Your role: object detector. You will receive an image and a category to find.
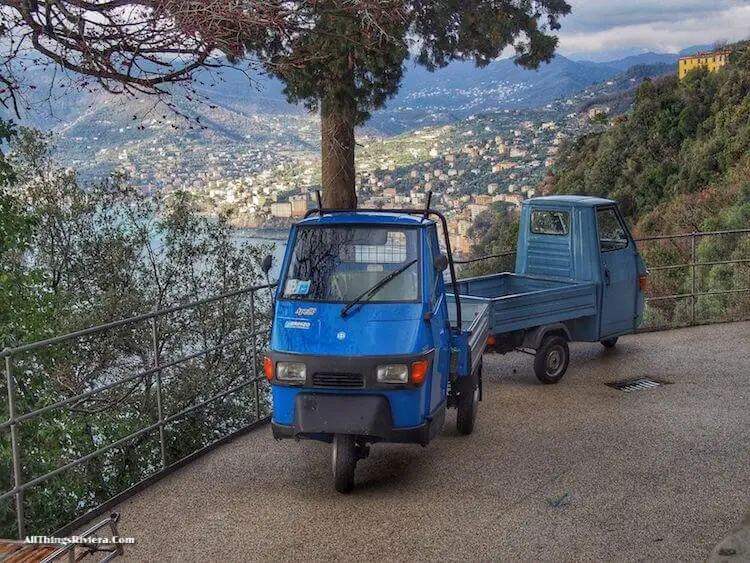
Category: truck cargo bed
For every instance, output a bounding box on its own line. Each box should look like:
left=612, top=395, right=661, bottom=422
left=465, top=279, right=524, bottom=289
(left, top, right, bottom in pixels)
left=446, top=299, right=490, bottom=378
left=449, top=273, right=597, bottom=336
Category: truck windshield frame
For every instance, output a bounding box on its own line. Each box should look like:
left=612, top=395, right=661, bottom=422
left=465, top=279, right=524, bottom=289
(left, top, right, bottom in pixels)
left=280, top=224, right=422, bottom=304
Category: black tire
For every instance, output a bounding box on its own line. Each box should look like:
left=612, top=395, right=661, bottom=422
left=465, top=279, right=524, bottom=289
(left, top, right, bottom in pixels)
left=456, top=363, right=480, bottom=435
left=601, top=337, right=618, bottom=349
left=332, top=434, right=356, bottom=494
left=534, top=335, right=570, bottom=385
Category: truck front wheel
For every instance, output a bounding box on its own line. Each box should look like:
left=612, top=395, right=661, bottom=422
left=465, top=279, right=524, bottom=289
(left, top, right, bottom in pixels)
left=534, top=335, right=570, bottom=385
left=456, top=363, right=481, bottom=435
left=332, top=434, right=357, bottom=494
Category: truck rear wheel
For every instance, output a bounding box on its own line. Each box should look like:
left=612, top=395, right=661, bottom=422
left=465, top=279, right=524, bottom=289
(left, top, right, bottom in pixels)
left=534, top=335, right=570, bottom=385
left=601, top=337, right=618, bottom=349
left=332, top=434, right=356, bottom=494
left=456, top=363, right=480, bottom=435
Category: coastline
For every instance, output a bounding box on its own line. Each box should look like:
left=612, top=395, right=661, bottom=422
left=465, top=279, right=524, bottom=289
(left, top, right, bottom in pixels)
left=231, top=227, right=289, bottom=241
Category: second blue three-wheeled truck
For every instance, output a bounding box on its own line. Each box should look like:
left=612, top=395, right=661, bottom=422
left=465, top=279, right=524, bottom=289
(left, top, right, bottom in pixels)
left=263, top=195, right=647, bottom=492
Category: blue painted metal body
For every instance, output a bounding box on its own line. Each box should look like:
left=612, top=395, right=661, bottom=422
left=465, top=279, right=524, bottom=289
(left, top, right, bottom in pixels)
left=454, top=196, right=646, bottom=342
left=269, top=212, right=467, bottom=440
left=268, top=197, right=644, bottom=445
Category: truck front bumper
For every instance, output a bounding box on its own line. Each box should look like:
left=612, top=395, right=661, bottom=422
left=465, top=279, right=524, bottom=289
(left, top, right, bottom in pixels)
left=271, top=393, right=444, bottom=446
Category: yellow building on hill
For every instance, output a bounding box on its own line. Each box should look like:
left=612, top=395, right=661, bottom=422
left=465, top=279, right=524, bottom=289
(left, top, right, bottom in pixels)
left=679, top=50, right=731, bottom=80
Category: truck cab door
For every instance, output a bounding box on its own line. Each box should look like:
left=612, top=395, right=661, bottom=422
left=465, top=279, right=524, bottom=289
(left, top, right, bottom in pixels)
left=597, top=206, right=639, bottom=338
left=424, top=226, right=450, bottom=415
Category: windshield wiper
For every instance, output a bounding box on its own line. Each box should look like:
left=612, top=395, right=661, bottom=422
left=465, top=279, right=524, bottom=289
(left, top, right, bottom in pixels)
left=340, top=259, right=418, bottom=318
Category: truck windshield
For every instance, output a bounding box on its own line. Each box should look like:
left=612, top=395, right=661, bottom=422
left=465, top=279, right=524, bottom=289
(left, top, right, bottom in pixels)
left=281, top=225, right=420, bottom=303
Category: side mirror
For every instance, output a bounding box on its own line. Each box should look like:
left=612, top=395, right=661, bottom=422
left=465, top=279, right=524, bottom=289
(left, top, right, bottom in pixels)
left=261, top=254, right=273, bottom=276
left=434, top=253, right=449, bottom=273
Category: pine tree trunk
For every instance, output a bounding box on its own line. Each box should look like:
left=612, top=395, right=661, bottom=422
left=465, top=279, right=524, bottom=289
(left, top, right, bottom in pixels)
left=320, top=96, right=357, bottom=209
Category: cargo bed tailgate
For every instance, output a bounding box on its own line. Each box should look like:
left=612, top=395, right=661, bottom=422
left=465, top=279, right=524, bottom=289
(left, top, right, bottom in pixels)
left=447, top=296, right=490, bottom=378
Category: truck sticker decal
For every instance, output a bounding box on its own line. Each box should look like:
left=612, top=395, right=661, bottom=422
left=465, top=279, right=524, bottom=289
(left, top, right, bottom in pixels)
left=284, top=279, right=311, bottom=295
left=284, top=279, right=298, bottom=295
left=296, top=280, right=311, bottom=295
left=295, top=307, right=317, bottom=316
left=284, top=320, right=311, bottom=330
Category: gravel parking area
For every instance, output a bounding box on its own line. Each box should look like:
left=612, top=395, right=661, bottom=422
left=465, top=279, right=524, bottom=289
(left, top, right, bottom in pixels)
left=111, top=322, right=750, bottom=561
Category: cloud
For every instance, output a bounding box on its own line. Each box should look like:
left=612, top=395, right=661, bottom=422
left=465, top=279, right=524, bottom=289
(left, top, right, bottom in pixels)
left=556, top=1, right=750, bottom=55
left=561, top=0, right=747, bottom=33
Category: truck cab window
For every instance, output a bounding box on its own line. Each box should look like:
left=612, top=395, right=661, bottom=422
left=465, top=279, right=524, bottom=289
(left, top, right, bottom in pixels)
left=530, top=210, right=569, bottom=236
left=597, top=208, right=629, bottom=252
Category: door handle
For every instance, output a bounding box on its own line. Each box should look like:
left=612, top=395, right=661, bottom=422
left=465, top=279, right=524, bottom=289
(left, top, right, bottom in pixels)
left=603, top=266, right=611, bottom=286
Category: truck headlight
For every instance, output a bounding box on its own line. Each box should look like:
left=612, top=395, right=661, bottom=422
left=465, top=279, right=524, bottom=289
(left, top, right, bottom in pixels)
left=376, top=364, right=409, bottom=384
left=276, top=362, right=307, bottom=383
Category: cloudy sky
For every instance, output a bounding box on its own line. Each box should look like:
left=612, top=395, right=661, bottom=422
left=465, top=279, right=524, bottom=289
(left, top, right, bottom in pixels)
left=557, top=0, right=750, bottom=59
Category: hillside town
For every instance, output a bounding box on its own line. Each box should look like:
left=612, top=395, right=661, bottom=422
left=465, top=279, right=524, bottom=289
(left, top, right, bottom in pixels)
left=61, top=52, right=727, bottom=257
left=52, top=57, right=679, bottom=258
left=176, top=80, right=627, bottom=254
left=44, top=55, right=681, bottom=259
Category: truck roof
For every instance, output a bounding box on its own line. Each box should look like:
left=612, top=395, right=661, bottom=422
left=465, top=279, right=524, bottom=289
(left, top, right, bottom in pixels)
left=297, top=212, right=432, bottom=227
left=524, top=195, right=616, bottom=207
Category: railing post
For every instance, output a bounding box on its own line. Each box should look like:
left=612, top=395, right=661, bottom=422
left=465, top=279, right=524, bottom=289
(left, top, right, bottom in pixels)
left=250, top=292, right=260, bottom=421
left=691, top=231, right=698, bottom=326
left=150, top=318, right=167, bottom=469
left=5, top=354, right=25, bottom=539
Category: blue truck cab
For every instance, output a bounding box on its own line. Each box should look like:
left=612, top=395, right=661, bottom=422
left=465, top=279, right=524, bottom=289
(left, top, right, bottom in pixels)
left=265, top=196, right=646, bottom=492
left=454, top=195, right=647, bottom=382
left=265, top=208, right=486, bottom=493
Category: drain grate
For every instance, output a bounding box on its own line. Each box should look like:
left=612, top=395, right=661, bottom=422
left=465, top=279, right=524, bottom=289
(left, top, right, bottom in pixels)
left=607, top=377, right=670, bottom=392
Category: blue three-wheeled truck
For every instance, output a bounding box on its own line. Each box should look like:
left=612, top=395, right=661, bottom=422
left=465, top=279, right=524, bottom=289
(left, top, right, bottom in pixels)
left=263, top=195, right=647, bottom=492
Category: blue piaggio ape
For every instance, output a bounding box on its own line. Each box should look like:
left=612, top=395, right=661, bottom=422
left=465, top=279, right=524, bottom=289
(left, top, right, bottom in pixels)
left=264, top=204, right=487, bottom=492
left=263, top=196, right=646, bottom=493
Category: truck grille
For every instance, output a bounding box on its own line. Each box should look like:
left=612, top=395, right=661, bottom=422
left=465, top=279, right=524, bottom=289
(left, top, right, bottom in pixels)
left=312, top=372, right=364, bottom=389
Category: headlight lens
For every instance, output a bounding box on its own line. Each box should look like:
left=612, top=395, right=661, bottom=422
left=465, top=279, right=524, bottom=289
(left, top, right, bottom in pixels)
left=376, top=364, right=409, bottom=384
left=276, top=362, right=307, bottom=383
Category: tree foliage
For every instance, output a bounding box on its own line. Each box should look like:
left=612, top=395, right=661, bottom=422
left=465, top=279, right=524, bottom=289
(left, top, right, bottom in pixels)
left=545, top=42, right=750, bottom=327
left=260, top=0, right=571, bottom=207
left=0, top=119, right=50, bottom=347
left=549, top=44, right=750, bottom=226
left=1, top=0, right=571, bottom=207
left=1, top=128, right=272, bottom=536
left=459, top=203, right=519, bottom=278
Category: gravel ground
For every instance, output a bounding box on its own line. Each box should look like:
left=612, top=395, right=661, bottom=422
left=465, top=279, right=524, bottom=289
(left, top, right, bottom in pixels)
left=111, top=322, right=750, bottom=562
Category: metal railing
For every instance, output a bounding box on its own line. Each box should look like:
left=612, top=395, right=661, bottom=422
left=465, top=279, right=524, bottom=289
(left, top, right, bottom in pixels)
left=1, top=229, right=747, bottom=540
left=637, top=228, right=750, bottom=329
left=1, top=283, right=276, bottom=539
left=454, top=251, right=517, bottom=277
left=453, top=229, right=750, bottom=329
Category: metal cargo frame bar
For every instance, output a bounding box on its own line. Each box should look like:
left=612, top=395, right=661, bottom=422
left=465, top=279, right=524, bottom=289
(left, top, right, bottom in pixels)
left=304, top=206, right=463, bottom=330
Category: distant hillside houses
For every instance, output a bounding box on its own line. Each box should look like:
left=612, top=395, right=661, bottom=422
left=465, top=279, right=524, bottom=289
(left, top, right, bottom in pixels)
left=588, top=106, right=610, bottom=120
left=270, top=195, right=310, bottom=218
